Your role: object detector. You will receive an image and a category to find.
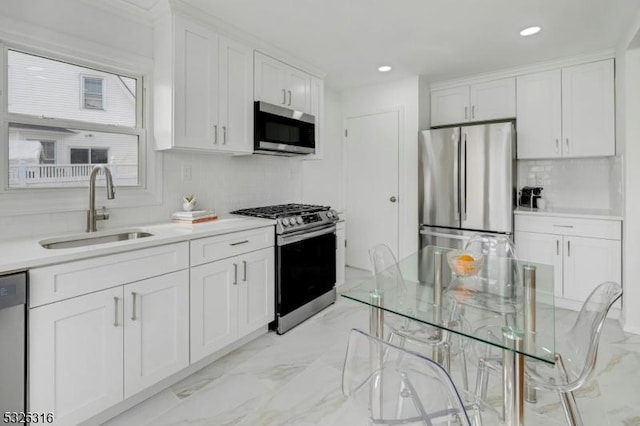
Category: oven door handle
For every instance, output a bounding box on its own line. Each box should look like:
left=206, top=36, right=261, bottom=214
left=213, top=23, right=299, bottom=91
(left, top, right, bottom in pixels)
left=278, top=225, right=336, bottom=246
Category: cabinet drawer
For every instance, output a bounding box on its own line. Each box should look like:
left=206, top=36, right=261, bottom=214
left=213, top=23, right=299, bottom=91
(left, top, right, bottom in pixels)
left=29, top=242, right=189, bottom=307
left=514, top=215, right=621, bottom=240
left=190, top=227, right=274, bottom=266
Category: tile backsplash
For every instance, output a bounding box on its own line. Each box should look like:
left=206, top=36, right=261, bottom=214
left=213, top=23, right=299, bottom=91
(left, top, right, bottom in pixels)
left=517, top=156, right=623, bottom=212
left=1, top=152, right=303, bottom=240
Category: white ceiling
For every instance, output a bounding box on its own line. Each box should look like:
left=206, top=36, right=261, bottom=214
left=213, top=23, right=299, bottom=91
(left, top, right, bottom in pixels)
left=120, top=0, right=640, bottom=91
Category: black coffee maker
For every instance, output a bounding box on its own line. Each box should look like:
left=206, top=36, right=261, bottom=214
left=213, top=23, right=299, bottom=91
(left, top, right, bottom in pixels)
left=519, top=187, right=543, bottom=208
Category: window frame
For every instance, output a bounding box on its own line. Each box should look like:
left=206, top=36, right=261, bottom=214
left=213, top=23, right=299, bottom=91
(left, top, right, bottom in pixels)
left=0, top=40, right=161, bottom=216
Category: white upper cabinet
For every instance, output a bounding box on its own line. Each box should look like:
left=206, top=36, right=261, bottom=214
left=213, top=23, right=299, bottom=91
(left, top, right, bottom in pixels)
left=469, top=78, right=516, bottom=122
left=561, top=60, right=615, bottom=157
left=430, top=86, right=469, bottom=126
left=430, top=77, right=515, bottom=126
left=254, top=51, right=312, bottom=114
left=154, top=13, right=253, bottom=153
left=517, top=59, right=614, bottom=159
left=516, top=69, right=563, bottom=159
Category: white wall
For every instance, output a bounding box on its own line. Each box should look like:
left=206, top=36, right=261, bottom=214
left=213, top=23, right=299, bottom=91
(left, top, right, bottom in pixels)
left=302, top=88, right=344, bottom=210
left=340, top=76, right=420, bottom=260
left=617, top=9, right=640, bottom=333
left=620, top=49, right=640, bottom=334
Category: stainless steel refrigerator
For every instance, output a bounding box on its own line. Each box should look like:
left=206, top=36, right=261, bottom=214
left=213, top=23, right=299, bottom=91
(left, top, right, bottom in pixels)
left=419, top=122, right=516, bottom=249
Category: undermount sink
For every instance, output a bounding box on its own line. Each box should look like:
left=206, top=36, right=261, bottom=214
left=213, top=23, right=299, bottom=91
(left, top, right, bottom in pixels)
left=40, top=230, right=154, bottom=250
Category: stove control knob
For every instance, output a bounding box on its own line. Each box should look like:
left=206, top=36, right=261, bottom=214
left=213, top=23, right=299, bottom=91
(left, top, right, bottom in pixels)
left=296, top=216, right=303, bottom=225
left=326, top=211, right=333, bottom=218
left=282, top=218, right=289, bottom=226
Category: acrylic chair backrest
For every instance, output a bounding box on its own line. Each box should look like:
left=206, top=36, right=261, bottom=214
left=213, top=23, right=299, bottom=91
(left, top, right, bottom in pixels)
left=342, top=328, right=472, bottom=426
left=369, top=244, right=405, bottom=294
left=559, top=281, right=622, bottom=390
left=464, top=234, right=521, bottom=300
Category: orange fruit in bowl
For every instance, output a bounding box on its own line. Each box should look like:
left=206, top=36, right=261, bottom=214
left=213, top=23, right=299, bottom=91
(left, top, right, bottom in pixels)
left=456, top=254, right=476, bottom=275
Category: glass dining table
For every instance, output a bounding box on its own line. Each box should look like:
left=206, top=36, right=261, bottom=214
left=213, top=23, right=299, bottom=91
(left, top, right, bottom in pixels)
left=341, top=246, right=557, bottom=426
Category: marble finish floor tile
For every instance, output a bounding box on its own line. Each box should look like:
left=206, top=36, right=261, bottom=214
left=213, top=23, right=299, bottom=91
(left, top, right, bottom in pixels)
left=106, top=268, right=640, bottom=426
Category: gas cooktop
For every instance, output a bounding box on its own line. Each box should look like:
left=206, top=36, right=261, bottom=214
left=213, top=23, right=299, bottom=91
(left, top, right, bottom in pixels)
left=231, top=203, right=338, bottom=234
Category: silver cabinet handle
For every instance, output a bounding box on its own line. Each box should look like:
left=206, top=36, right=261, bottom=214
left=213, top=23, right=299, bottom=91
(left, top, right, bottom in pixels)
left=565, top=138, right=569, bottom=153
left=556, top=240, right=559, bottom=256
left=282, top=89, right=286, bottom=104
left=114, top=297, right=119, bottom=327
left=213, top=125, right=218, bottom=144
left=242, top=260, right=247, bottom=282
left=471, top=105, right=475, bottom=119
left=233, top=263, right=238, bottom=285
left=389, top=196, right=397, bottom=203
left=555, top=139, right=559, bottom=154
left=230, top=240, right=249, bottom=246
left=223, top=126, right=227, bottom=145
left=287, top=90, right=292, bottom=106
left=567, top=240, right=571, bottom=257
left=464, top=106, right=468, bottom=120
left=131, top=292, right=137, bottom=321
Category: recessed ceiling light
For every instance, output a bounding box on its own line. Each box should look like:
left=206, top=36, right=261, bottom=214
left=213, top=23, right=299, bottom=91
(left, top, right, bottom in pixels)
left=520, top=26, right=541, bottom=37
left=378, top=65, right=392, bottom=73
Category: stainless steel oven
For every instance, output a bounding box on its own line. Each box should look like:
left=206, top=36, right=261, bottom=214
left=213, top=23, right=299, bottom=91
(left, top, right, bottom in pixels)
left=231, top=204, right=338, bottom=334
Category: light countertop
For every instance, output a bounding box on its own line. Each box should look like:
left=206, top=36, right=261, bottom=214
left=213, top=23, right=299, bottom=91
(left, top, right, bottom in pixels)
left=0, top=216, right=275, bottom=274
left=514, top=206, right=623, bottom=221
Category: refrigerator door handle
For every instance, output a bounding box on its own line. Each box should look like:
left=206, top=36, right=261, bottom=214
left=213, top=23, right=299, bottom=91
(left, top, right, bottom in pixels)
left=461, top=133, right=467, bottom=222
left=454, top=135, right=460, bottom=222
left=419, top=229, right=471, bottom=240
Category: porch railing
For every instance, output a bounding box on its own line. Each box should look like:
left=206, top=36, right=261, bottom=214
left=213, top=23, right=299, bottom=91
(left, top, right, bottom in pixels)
left=9, top=163, right=138, bottom=187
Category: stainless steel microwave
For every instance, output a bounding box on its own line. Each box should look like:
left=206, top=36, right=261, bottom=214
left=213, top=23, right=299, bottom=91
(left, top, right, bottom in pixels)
left=254, top=101, right=315, bottom=156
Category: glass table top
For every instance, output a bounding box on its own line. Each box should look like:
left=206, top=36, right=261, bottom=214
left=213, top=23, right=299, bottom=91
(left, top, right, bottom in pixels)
left=341, top=246, right=557, bottom=364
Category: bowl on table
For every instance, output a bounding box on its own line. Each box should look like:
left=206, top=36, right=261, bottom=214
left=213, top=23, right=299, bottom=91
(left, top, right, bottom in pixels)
left=446, top=250, right=484, bottom=277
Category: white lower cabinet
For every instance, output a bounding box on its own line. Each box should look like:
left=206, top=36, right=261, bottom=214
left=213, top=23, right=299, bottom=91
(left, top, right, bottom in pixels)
left=336, top=220, right=346, bottom=287
left=190, top=247, right=274, bottom=363
left=515, top=214, right=622, bottom=308
left=29, top=270, right=189, bottom=424
left=123, top=270, right=190, bottom=398
left=29, top=287, right=124, bottom=426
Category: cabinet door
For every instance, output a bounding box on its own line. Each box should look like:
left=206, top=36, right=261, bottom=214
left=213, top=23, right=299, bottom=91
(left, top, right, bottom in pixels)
left=430, top=86, right=470, bottom=126
left=173, top=16, right=219, bottom=150
left=218, top=36, right=253, bottom=153
left=469, top=77, right=516, bottom=122
left=124, top=270, right=190, bottom=397
left=286, top=66, right=312, bottom=113
left=516, top=70, right=562, bottom=159
left=563, top=236, right=621, bottom=304
left=190, top=258, right=239, bottom=363
left=255, top=52, right=287, bottom=107
left=561, top=59, right=615, bottom=157
left=515, top=231, right=563, bottom=298
left=29, top=287, right=123, bottom=425
left=238, top=247, right=275, bottom=337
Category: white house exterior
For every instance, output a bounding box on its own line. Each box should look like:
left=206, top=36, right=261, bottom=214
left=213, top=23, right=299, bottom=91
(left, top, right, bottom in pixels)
left=8, top=50, right=138, bottom=187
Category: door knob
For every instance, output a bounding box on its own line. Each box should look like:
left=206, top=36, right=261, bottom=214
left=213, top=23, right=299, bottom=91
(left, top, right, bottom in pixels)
left=390, top=196, right=397, bottom=203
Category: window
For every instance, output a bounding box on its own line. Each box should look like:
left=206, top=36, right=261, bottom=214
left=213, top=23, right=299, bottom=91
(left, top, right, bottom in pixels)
left=70, top=148, right=108, bottom=164
left=81, top=76, right=105, bottom=110
left=5, top=49, right=142, bottom=189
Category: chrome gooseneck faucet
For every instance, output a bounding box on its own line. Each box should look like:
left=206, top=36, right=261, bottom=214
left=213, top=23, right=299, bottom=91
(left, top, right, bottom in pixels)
left=87, top=165, right=116, bottom=232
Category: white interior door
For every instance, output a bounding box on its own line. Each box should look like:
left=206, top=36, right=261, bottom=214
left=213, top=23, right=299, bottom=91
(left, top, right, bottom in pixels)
left=346, top=110, right=399, bottom=270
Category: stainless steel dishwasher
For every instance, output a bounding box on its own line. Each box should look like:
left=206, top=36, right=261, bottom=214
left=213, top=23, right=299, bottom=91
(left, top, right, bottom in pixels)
left=0, top=271, right=27, bottom=415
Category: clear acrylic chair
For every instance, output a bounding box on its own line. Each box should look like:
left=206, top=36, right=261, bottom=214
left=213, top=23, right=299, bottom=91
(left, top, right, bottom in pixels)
left=369, top=244, right=469, bottom=390
left=342, top=328, right=482, bottom=426
left=449, top=234, right=523, bottom=407
left=525, top=281, right=622, bottom=426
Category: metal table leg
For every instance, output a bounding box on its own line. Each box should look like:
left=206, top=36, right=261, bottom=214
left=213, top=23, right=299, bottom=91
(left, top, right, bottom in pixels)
left=503, top=328, right=524, bottom=426
left=369, top=289, right=384, bottom=420
left=523, top=265, right=537, bottom=404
